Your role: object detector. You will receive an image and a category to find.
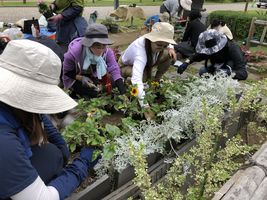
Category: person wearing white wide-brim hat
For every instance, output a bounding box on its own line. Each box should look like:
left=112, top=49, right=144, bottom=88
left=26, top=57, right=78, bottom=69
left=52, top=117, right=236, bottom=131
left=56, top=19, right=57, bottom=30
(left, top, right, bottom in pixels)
left=119, top=22, right=176, bottom=119
left=209, top=19, right=233, bottom=41
left=0, top=39, right=100, bottom=200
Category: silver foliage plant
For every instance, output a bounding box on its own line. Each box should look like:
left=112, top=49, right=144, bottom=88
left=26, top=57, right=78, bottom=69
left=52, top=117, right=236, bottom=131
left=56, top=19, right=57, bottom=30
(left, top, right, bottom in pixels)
left=95, top=73, right=242, bottom=175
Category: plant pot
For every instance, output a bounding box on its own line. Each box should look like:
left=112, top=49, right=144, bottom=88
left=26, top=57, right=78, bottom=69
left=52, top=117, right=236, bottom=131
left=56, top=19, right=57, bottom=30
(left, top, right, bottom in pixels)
left=110, top=24, right=119, bottom=34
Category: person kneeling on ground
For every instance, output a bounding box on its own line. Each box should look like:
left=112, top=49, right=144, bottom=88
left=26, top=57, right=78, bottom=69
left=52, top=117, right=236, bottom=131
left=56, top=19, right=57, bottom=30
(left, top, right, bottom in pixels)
left=176, top=29, right=248, bottom=80
left=174, top=9, right=206, bottom=58
left=0, top=39, right=99, bottom=200
left=119, top=22, right=177, bottom=119
left=63, top=23, right=126, bottom=100
left=144, top=12, right=170, bottom=31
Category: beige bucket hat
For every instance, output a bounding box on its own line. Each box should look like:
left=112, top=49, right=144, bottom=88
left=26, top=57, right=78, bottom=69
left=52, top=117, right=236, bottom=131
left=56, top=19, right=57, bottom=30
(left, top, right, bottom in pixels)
left=159, top=12, right=170, bottom=22
left=0, top=39, right=77, bottom=114
left=143, top=22, right=176, bottom=44
left=180, top=0, right=192, bottom=11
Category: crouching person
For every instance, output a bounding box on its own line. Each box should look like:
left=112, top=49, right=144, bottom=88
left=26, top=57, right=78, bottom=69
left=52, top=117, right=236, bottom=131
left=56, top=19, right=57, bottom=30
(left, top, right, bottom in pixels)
left=0, top=39, right=99, bottom=200
left=177, top=29, right=248, bottom=80
left=119, top=22, right=176, bottom=119
left=63, top=23, right=126, bottom=100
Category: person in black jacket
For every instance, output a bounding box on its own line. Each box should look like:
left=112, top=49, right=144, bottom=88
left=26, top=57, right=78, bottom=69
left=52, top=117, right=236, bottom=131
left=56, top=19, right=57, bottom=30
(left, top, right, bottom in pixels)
left=174, top=10, right=206, bottom=58
left=177, top=29, right=248, bottom=80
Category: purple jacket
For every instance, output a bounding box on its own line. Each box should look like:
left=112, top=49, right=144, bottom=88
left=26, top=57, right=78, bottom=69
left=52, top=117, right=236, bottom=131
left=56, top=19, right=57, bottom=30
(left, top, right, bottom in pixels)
left=63, top=37, right=122, bottom=89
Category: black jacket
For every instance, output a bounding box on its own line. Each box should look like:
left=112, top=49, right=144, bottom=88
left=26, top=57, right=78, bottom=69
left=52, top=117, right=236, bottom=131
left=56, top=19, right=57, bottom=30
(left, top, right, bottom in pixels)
left=182, top=18, right=206, bottom=48
left=189, top=41, right=248, bottom=80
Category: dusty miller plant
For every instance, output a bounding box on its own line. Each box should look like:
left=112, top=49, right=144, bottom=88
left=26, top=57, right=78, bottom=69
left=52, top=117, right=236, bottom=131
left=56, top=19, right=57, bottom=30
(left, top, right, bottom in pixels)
left=95, top=74, right=242, bottom=174
left=128, top=78, right=267, bottom=199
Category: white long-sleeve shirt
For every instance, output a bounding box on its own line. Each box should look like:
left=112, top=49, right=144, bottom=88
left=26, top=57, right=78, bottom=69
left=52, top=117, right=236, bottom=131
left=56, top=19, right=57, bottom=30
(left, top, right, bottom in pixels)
left=121, top=37, right=159, bottom=107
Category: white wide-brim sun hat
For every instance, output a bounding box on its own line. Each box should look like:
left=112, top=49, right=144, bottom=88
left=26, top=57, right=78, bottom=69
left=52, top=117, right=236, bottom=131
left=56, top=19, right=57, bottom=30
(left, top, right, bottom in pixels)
left=180, top=0, right=192, bottom=11
left=0, top=39, right=77, bottom=114
left=143, top=22, right=176, bottom=45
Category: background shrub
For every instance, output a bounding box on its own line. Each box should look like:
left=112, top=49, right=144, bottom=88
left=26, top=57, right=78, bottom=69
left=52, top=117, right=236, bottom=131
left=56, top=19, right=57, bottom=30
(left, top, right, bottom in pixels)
left=208, top=10, right=267, bottom=41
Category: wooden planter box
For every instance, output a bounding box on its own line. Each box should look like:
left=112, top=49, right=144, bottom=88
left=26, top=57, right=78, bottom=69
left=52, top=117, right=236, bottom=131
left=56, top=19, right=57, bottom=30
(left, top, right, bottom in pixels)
left=66, top=110, right=245, bottom=200
left=66, top=175, right=111, bottom=200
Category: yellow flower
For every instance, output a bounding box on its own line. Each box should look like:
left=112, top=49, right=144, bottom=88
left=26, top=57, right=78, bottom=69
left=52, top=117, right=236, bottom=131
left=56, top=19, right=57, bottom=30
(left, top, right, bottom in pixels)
left=151, top=81, right=160, bottom=87
left=87, top=109, right=97, bottom=118
left=130, top=86, right=138, bottom=97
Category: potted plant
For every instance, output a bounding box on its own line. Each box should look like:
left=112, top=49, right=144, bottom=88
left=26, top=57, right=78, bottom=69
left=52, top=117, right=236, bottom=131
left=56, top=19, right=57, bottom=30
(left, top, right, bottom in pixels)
left=101, top=17, right=119, bottom=33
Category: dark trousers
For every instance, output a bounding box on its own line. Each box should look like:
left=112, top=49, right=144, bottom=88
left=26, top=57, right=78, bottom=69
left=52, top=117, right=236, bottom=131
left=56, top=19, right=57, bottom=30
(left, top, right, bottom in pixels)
left=30, top=143, right=64, bottom=184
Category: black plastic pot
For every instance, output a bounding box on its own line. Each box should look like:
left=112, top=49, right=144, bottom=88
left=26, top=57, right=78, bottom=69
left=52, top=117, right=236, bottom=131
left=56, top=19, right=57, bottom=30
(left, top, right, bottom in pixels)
left=109, top=24, right=119, bottom=34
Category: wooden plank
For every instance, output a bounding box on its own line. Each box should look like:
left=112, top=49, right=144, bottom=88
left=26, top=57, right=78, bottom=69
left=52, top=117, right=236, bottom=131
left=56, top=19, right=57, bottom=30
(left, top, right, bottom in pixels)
left=212, top=170, right=245, bottom=200
left=255, top=20, right=267, bottom=26
left=66, top=175, right=111, bottom=200
left=260, top=26, right=267, bottom=44
left=246, top=17, right=257, bottom=48
left=250, top=40, right=267, bottom=47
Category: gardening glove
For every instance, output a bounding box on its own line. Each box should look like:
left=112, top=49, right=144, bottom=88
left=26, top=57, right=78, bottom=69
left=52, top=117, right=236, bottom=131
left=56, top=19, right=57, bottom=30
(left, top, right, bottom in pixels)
left=177, top=62, right=189, bottom=74
left=81, top=76, right=95, bottom=88
left=80, top=147, right=101, bottom=169
left=115, top=78, right=126, bottom=94
left=144, top=106, right=155, bottom=121
left=48, top=14, right=63, bottom=23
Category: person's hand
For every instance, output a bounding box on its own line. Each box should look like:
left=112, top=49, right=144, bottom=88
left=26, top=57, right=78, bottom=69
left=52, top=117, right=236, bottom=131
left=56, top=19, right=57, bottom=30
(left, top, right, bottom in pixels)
left=81, top=76, right=94, bottom=87
left=177, top=62, right=189, bottom=74
left=80, top=147, right=101, bottom=168
left=167, top=47, right=177, bottom=61
left=48, top=14, right=63, bottom=23
left=144, top=106, right=155, bottom=121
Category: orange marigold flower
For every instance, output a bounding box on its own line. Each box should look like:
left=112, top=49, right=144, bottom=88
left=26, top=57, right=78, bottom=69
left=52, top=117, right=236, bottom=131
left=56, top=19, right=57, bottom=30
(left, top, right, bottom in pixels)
left=130, top=87, right=138, bottom=96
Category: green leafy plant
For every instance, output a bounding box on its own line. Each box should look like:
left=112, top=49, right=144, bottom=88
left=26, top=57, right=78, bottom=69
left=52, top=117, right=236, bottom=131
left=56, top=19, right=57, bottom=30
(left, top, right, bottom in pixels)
left=37, top=1, right=53, bottom=19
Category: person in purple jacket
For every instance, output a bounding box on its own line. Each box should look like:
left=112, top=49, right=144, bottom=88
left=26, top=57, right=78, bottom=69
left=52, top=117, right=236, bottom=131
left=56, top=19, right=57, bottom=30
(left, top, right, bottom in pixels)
left=63, top=23, right=126, bottom=99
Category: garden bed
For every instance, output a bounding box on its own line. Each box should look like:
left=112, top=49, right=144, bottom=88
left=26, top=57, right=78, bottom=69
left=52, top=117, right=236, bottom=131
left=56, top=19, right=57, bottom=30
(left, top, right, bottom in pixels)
left=61, top=70, right=267, bottom=199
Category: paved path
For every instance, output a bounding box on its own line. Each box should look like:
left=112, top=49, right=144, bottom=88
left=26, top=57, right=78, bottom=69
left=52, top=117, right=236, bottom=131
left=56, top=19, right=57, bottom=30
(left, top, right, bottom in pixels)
left=0, top=3, right=258, bottom=23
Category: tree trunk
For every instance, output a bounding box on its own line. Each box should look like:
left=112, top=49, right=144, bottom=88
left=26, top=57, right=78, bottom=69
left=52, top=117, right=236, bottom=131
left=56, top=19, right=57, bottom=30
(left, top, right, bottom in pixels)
left=23, top=0, right=26, bottom=4
left=244, top=0, right=249, bottom=12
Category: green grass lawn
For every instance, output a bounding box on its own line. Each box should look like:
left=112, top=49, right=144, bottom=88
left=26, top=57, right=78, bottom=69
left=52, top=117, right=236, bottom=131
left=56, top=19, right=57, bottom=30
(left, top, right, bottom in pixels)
left=0, top=0, right=250, bottom=7
left=0, top=0, right=163, bottom=7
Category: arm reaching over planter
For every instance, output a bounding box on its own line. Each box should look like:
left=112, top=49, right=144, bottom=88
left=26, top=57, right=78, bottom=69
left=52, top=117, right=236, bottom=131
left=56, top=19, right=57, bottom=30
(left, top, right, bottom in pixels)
left=119, top=22, right=176, bottom=108
left=176, top=30, right=248, bottom=80
left=63, top=24, right=125, bottom=99
left=0, top=40, right=99, bottom=200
